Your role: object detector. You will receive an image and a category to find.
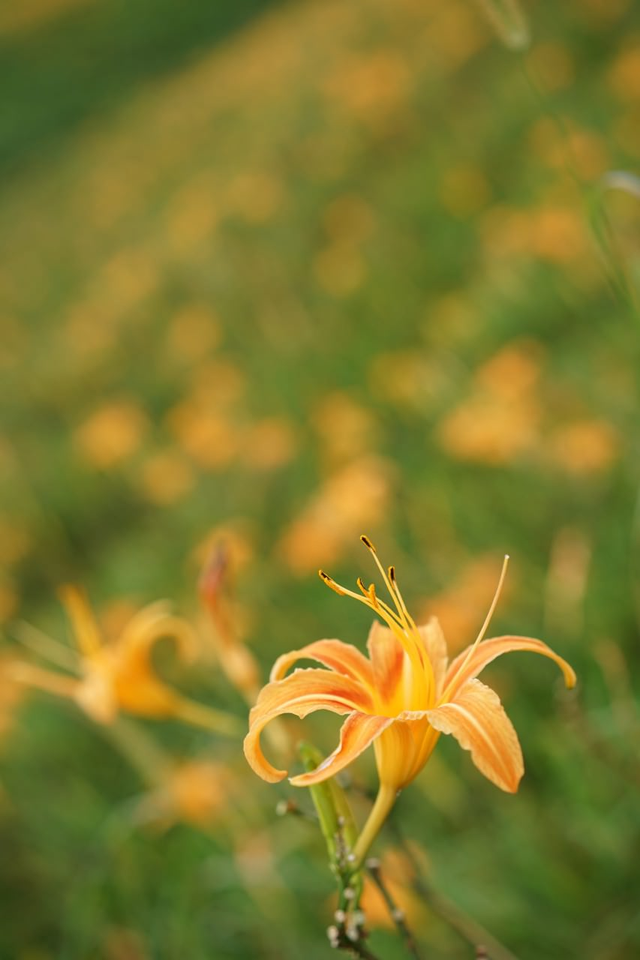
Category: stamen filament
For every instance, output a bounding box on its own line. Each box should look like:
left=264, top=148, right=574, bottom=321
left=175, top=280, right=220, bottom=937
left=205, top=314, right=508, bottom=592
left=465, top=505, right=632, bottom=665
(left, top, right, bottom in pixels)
left=13, top=622, right=80, bottom=673
left=360, top=537, right=435, bottom=705
left=320, top=538, right=437, bottom=709
left=439, top=554, right=510, bottom=705
left=8, top=661, right=78, bottom=698
left=319, top=571, right=416, bottom=657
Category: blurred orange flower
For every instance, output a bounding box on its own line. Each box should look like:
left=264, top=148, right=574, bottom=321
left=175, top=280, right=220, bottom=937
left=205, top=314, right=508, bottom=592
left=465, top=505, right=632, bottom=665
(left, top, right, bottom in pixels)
left=0, top=654, right=27, bottom=746
left=138, top=449, right=196, bottom=505
left=311, top=392, right=378, bottom=466
left=136, top=759, right=232, bottom=830
left=245, top=538, right=575, bottom=867
left=278, top=456, right=392, bottom=573
left=322, top=51, right=411, bottom=122
left=547, top=419, right=619, bottom=475
left=437, top=340, right=543, bottom=465
left=74, top=400, right=148, bottom=469
left=360, top=849, right=424, bottom=931
left=9, top=588, right=239, bottom=735
left=241, top=417, right=297, bottom=471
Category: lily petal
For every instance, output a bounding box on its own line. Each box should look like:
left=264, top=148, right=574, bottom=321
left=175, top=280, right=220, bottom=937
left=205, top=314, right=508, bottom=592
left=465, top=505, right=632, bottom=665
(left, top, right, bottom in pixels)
left=270, top=638, right=374, bottom=688
left=111, top=605, right=199, bottom=716
left=59, top=585, right=103, bottom=659
left=417, top=617, right=448, bottom=696
left=117, top=602, right=198, bottom=664
left=244, top=668, right=374, bottom=783
left=374, top=712, right=436, bottom=789
left=427, top=678, right=524, bottom=792
left=290, top=712, right=394, bottom=786
left=367, top=622, right=405, bottom=705
left=445, top=635, right=577, bottom=698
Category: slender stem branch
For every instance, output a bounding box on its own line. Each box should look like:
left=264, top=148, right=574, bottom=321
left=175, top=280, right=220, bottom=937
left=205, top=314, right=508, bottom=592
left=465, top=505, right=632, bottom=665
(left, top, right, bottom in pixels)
left=8, top=660, right=78, bottom=698
left=348, top=943, right=381, bottom=960
left=388, top=819, right=519, bottom=960
left=275, top=798, right=318, bottom=824
left=366, top=858, right=423, bottom=960
left=329, top=927, right=383, bottom=960
left=172, top=695, right=242, bottom=736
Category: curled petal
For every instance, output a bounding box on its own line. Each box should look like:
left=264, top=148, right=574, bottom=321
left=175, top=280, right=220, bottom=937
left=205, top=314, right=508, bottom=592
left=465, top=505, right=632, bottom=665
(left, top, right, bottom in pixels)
left=445, top=635, right=577, bottom=698
left=290, top=712, right=393, bottom=786
left=111, top=605, right=199, bottom=716
left=244, top=668, right=374, bottom=783
left=366, top=621, right=404, bottom=705
left=417, top=618, right=448, bottom=696
left=270, top=638, right=374, bottom=688
left=118, top=602, right=198, bottom=664
left=255, top=668, right=373, bottom=717
left=427, top=678, right=523, bottom=792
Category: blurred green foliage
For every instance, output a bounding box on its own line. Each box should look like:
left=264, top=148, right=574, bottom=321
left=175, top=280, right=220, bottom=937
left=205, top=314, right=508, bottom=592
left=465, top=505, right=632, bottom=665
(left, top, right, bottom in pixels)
left=0, top=0, right=639, bottom=958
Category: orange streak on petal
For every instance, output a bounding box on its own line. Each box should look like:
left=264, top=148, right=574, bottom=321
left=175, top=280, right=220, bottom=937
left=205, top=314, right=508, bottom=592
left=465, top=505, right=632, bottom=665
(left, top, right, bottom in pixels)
left=417, top=618, right=448, bottom=697
left=290, top=712, right=393, bottom=786
left=270, top=638, right=374, bottom=688
left=445, top=634, right=576, bottom=697
left=427, top=678, right=524, bottom=792
left=374, top=714, right=433, bottom=789
left=367, top=621, right=404, bottom=706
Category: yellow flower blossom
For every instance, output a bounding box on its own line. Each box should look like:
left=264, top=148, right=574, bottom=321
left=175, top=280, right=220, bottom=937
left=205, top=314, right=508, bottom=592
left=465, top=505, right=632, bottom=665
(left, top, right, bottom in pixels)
left=244, top=537, right=575, bottom=866
left=9, top=587, right=239, bottom=735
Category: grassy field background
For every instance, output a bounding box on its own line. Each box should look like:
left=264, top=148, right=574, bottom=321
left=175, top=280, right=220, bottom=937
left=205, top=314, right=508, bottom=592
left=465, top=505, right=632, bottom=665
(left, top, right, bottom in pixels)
left=1, top=0, right=639, bottom=957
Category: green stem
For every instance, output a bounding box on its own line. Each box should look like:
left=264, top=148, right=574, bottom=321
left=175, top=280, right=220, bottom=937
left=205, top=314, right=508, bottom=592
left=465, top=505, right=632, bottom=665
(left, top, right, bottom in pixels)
left=352, top=783, right=397, bottom=870
left=172, top=695, right=242, bottom=736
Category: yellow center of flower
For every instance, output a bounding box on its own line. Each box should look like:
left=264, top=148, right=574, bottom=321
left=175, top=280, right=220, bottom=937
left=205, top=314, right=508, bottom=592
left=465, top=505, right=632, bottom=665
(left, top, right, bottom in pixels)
left=319, top=535, right=436, bottom=711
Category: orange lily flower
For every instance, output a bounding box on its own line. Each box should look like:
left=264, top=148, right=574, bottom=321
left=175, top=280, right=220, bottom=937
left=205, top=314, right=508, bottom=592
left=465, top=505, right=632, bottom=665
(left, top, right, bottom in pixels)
left=199, top=545, right=261, bottom=703
left=9, top=587, right=239, bottom=735
left=134, top=759, right=234, bottom=830
left=244, top=537, right=576, bottom=866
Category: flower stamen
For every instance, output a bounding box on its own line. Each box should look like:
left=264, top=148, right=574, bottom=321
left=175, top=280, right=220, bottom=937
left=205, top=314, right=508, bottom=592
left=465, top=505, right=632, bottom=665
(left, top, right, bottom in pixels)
left=439, top=554, right=510, bottom=705
left=320, top=537, right=437, bottom=708
left=360, top=537, right=435, bottom=705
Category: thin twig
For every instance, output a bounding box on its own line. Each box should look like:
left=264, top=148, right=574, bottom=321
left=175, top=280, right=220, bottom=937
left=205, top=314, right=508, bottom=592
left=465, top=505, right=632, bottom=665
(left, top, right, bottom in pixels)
left=388, top=819, right=519, bottom=960
left=275, top=798, right=318, bottom=823
left=366, top=858, right=423, bottom=960
left=328, top=924, right=383, bottom=960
